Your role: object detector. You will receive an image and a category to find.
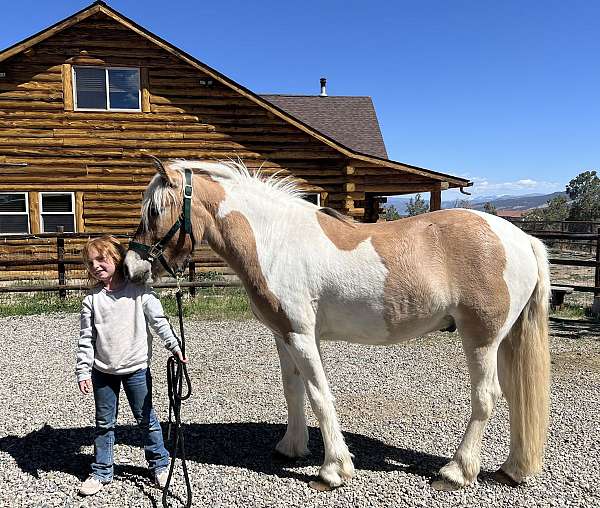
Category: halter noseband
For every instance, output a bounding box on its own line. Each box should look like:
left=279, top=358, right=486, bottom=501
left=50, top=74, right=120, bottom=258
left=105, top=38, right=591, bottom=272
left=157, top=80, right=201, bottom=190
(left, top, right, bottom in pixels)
left=129, top=168, right=194, bottom=278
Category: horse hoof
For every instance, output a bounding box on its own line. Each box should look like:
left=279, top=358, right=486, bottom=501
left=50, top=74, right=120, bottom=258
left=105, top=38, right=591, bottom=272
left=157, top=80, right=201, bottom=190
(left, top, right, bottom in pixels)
left=309, top=480, right=335, bottom=492
left=431, top=478, right=462, bottom=491
left=491, top=469, right=520, bottom=487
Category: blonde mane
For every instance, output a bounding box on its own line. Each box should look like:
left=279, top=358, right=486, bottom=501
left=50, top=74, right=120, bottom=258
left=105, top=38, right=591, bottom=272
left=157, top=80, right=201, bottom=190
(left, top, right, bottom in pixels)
left=141, top=159, right=313, bottom=230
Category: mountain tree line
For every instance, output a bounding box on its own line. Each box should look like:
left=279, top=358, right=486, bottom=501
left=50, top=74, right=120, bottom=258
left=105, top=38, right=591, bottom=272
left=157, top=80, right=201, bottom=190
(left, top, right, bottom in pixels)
left=524, top=170, right=600, bottom=222
left=382, top=170, right=600, bottom=222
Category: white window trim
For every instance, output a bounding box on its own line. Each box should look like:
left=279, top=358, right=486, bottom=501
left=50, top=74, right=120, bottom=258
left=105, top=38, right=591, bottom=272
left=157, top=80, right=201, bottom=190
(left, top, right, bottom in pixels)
left=303, top=193, right=321, bottom=206
left=73, top=66, right=141, bottom=112
left=0, top=191, right=30, bottom=235
left=39, top=191, right=76, bottom=233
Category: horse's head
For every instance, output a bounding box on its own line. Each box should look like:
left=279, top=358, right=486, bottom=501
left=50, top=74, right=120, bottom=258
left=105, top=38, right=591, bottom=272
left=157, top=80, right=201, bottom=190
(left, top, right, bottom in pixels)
left=125, top=157, right=210, bottom=284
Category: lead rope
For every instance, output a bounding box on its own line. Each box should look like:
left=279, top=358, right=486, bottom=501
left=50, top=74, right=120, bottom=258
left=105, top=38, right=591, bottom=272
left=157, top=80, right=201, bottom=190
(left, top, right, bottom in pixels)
left=162, top=281, right=192, bottom=508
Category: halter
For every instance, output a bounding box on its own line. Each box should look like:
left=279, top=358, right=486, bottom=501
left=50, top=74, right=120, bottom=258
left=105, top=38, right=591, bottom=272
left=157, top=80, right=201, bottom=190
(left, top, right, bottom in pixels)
left=129, top=168, right=194, bottom=278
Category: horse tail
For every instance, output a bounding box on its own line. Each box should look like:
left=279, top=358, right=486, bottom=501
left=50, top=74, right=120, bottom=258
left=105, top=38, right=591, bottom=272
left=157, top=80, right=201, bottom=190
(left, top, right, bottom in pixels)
left=498, top=235, right=550, bottom=480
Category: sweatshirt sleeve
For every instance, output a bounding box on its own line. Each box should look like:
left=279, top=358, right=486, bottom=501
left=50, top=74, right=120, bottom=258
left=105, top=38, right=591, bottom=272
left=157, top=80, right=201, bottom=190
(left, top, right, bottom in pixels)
left=76, top=294, right=95, bottom=382
left=142, top=290, right=182, bottom=354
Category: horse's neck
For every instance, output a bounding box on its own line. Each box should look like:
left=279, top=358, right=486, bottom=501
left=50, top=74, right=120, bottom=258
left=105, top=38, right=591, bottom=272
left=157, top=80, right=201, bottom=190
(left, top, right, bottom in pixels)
left=205, top=190, right=303, bottom=281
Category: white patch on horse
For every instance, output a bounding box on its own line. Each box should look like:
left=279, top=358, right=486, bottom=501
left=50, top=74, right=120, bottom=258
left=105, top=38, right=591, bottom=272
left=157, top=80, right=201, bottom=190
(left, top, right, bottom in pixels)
left=214, top=173, right=390, bottom=343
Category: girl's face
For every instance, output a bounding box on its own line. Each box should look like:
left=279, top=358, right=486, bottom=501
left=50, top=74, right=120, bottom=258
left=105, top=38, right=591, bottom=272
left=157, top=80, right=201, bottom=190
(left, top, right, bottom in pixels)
left=88, top=248, right=117, bottom=284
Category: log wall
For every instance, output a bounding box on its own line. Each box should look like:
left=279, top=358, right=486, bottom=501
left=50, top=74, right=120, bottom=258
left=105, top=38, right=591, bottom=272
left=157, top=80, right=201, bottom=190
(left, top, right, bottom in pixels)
left=0, top=12, right=441, bottom=281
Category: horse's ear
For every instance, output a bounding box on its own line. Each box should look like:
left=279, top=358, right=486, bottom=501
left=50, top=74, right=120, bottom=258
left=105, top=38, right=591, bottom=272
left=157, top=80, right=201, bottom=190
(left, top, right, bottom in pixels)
left=147, top=155, right=175, bottom=186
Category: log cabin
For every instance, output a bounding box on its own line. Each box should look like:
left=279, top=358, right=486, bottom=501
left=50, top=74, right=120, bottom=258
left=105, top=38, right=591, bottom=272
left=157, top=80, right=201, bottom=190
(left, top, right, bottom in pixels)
left=0, top=1, right=471, bottom=282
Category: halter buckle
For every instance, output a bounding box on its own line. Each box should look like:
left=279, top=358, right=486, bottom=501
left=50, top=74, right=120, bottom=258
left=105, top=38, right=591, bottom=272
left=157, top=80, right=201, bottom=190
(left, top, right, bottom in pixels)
left=184, top=184, right=193, bottom=200
left=148, top=244, right=163, bottom=261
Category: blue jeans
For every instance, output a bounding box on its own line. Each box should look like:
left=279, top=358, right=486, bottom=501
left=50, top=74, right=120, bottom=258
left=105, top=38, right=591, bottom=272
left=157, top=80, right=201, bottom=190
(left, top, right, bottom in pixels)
left=91, top=368, right=169, bottom=482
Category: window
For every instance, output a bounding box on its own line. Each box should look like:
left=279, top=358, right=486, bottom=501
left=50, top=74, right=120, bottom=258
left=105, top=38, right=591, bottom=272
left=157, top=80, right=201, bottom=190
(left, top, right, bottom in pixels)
left=0, top=192, right=29, bottom=234
left=40, top=192, right=75, bottom=233
left=73, top=66, right=140, bottom=111
left=303, top=193, right=321, bottom=206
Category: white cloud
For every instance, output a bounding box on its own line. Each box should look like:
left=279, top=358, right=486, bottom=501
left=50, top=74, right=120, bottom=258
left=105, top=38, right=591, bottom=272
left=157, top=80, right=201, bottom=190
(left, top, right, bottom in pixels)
left=443, top=177, right=563, bottom=199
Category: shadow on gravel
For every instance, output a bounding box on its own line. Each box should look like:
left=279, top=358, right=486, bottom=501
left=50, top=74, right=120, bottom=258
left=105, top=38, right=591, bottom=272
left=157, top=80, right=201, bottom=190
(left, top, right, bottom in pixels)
left=550, top=317, right=600, bottom=340
left=0, top=422, right=449, bottom=483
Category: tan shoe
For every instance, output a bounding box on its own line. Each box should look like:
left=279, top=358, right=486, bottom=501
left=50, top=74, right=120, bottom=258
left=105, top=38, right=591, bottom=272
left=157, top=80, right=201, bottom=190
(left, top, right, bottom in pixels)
left=155, top=469, right=169, bottom=489
left=79, top=476, right=104, bottom=496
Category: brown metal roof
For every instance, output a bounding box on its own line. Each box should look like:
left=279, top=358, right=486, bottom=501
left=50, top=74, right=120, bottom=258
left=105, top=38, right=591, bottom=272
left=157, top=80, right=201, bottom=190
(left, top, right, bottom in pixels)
left=261, top=95, right=388, bottom=159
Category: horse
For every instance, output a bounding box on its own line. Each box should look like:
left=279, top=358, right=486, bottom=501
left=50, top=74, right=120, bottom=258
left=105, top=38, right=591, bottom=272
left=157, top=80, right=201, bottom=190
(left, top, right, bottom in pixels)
left=124, top=158, right=551, bottom=490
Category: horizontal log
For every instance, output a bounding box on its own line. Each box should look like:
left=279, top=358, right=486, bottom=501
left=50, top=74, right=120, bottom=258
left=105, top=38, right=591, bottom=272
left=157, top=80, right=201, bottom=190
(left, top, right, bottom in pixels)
left=0, top=90, right=63, bottom=100
left=85, top=193, right=143, bottom=201
left=0, top=184, right=148, bottom=191
left=0, top=100, right=63, bottom=110
left=0, top=119, right=214, bottom=131
left=84, top=210, right=140, bottom=218
left=150, top=95, right=254, bottom=107
left=0, top=81, right=61, bottom=91
left=0, top=147, right=124, bottom=157
left=0, top=110, right=201, bottom=122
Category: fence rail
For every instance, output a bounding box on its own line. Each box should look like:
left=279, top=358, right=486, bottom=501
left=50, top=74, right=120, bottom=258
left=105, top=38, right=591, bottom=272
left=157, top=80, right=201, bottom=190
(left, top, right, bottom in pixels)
left=1, top=223, right=600, bottom=301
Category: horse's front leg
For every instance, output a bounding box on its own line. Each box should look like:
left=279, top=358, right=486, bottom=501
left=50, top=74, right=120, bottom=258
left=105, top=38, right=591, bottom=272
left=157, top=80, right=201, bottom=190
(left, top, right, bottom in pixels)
left=274, top=335, right=309, bottom=459
left=284, top=332, right=354, bottom=487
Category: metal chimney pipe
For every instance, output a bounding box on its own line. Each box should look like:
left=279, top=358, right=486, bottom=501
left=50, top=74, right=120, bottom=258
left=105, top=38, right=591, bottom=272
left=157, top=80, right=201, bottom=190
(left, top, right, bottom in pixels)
left=319, top=77, right=327, bottom=97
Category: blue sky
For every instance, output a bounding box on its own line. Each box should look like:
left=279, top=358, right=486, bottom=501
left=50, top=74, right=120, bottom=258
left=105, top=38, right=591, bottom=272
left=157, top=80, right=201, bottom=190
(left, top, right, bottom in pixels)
left=2, top=0, right=598, bottom=198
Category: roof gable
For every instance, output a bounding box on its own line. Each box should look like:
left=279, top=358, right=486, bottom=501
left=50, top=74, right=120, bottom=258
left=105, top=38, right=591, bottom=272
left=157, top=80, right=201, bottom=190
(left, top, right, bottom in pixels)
left=0, top=1, right=470, bottom=188
left=261, top=95, right=388, bottom=159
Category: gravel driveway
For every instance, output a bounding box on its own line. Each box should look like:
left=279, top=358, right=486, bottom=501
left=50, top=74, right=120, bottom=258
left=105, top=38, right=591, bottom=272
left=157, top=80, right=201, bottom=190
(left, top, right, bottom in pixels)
left=0, top=314, right=598, bottom=507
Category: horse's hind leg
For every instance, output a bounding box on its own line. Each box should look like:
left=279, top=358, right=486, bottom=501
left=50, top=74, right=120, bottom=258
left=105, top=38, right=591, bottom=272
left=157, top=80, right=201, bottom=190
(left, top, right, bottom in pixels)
left=274, top=335, right=309, bottom=458
left=284, top=332, right=354, bottom=487
left=437, top=337, right=502, bottom=488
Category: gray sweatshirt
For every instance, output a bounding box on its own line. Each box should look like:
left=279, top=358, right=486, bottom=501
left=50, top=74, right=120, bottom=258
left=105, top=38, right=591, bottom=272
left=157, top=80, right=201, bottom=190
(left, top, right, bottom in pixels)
left=76, top=281, right=181, bottom=382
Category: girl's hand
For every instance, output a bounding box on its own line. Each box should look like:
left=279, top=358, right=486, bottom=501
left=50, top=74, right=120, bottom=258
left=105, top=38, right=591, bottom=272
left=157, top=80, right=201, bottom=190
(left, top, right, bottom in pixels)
left=79, top=379, right=92, bottom=394
left=175, top=351, right=189, bottom=364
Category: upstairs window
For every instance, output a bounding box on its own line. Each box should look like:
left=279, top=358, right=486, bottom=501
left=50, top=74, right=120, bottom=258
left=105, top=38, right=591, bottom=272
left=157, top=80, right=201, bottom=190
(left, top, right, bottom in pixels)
left=73, top=66, right=140, bottom=111
left=40, top=192, right=75, bottom=233
left=303, top=193, right=321, bottom=206
left=0, top=192, right=29, bottom=234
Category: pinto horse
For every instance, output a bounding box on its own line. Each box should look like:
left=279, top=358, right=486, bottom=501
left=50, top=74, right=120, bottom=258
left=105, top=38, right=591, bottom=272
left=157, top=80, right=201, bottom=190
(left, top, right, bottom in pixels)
left=124, top=158, right=550, bottom=490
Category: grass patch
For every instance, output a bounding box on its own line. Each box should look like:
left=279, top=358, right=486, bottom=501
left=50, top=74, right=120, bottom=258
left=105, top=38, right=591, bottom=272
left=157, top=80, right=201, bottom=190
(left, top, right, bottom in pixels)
left=550, top=303, right=588, bottom=320
left=0, top=287, right=252, bottom=320
left=159, top=287, right=252, bottom=320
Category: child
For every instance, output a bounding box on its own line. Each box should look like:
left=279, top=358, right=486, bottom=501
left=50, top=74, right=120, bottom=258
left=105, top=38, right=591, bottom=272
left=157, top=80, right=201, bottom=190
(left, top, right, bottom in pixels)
left=76, top=235, right=187, bottom=496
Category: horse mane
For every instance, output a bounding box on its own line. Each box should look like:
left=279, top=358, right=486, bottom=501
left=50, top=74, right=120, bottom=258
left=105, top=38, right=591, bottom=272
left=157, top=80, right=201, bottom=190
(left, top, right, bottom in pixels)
left=318, top=207, right=356, bottom=227
left=141, top=158, right=356, bottom=229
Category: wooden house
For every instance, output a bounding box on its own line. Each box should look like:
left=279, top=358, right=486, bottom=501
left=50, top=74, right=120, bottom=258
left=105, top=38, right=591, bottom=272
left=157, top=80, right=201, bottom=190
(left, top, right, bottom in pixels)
left=0, top=1, right=471, bottom=281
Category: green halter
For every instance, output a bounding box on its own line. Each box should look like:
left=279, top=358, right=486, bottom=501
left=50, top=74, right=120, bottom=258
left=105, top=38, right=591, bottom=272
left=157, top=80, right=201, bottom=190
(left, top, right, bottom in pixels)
left=129, top=168, right=194, bottom=278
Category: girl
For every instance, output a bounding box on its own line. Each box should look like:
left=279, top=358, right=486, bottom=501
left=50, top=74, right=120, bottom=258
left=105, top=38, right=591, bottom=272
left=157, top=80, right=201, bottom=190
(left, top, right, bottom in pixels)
left=76, top=235, right=187, bottom=496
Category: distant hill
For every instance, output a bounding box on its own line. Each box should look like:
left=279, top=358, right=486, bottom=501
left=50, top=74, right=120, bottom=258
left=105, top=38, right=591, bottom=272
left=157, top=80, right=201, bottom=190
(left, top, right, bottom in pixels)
left=385, top=192, right=568, bottom=215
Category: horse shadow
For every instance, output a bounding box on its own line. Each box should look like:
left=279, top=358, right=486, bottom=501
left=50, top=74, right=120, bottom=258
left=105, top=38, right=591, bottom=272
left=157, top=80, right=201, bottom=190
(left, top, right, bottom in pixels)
left=0, top=422, right=450, bottom=484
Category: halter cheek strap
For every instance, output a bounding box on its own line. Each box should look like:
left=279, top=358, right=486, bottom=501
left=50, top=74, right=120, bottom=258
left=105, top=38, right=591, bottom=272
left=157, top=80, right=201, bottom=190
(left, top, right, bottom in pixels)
left=129, top=168, right=195, bottom=279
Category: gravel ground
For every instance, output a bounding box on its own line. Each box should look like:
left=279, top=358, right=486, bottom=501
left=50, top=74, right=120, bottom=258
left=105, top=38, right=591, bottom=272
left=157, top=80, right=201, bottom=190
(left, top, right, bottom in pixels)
left=0, top=314, right=599, bottom=508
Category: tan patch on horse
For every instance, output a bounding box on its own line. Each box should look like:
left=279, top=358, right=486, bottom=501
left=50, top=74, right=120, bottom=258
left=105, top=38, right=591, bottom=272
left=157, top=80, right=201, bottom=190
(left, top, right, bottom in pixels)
left=209, top=211, right=293, bottom=338
left=317, top=209, right=510, bottom=341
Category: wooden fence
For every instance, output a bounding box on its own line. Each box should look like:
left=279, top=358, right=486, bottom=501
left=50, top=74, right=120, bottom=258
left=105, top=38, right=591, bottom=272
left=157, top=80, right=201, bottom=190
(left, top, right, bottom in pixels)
left=1, top=221, right=599, bottom=301
left=0, top=229, right=239, bottom=297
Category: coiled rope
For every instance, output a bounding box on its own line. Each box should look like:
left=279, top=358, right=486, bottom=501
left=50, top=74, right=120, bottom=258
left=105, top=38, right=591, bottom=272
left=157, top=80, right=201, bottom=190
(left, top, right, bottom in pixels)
left=162, top=289, right=192, bottom=508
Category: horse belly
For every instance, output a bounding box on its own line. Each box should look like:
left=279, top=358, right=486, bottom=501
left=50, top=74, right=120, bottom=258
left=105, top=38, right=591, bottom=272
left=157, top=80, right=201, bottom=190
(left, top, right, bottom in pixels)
left=318, top=301, right=390, bottom=344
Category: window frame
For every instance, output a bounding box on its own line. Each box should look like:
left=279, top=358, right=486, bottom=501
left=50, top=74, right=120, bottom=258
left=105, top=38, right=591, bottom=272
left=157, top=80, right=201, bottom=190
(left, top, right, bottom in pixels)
left=39, top=191, right=77, bottom=233
left=0, top=191, right=30, bottom=235
left=72, top=66, right=142, bottom=112
left=302, top=193, right=321, bottom=206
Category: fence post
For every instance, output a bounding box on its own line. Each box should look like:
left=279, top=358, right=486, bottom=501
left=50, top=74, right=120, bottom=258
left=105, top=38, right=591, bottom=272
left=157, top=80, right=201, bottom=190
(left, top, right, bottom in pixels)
left=56, top=226, right=66, bottom=300
left=188, top=261, right=196, bottom=298
left=592, top=228, right=600, bottom=316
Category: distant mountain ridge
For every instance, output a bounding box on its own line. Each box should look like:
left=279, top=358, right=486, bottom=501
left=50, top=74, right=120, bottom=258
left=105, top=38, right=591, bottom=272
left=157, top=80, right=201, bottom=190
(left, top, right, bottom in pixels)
left=386, top=191, right=567, bottom=215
